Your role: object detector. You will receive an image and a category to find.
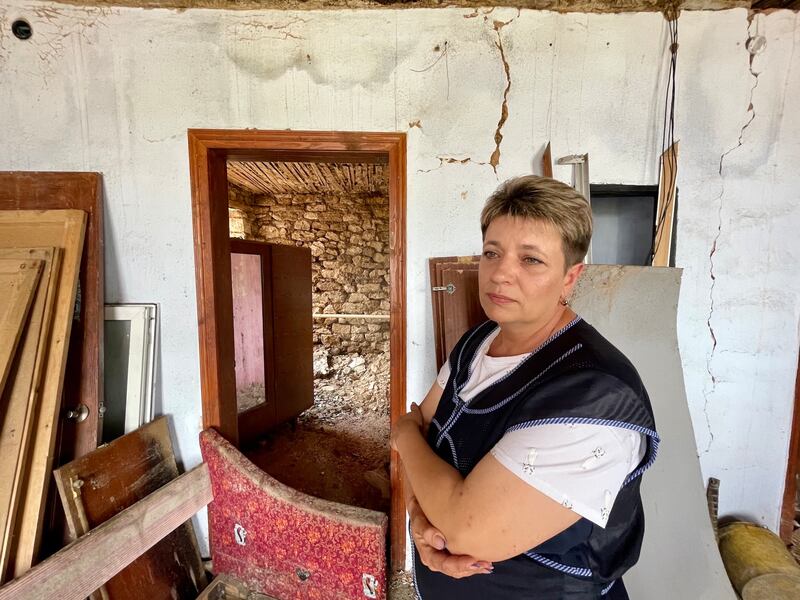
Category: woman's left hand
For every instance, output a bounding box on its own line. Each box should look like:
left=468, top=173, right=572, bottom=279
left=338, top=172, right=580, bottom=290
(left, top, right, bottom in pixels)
left=391, top=403, right=424, bottom=452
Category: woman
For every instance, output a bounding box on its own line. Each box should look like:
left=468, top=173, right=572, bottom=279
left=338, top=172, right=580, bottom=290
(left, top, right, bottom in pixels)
left=392, top=176, right=659, bottom=599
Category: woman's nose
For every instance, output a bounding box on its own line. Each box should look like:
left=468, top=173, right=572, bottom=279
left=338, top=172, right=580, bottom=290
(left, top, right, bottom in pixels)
left=490, top=257, right=515, bottom=284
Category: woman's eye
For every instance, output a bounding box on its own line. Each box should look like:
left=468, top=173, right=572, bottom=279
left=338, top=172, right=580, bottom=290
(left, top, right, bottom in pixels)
left=483, top=250, right=498, bottom=259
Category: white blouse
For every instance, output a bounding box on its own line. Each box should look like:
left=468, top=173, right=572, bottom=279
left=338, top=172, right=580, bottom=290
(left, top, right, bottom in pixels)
left=435, top=329, right=645, bottom=528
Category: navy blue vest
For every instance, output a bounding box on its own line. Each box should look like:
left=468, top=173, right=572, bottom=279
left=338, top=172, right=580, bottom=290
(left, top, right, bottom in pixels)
left=412, top=317, right=659, bottom=599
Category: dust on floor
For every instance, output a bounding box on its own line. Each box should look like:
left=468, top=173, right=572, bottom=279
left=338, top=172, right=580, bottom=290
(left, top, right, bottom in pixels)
left=244, top=352, right=391, bottom=514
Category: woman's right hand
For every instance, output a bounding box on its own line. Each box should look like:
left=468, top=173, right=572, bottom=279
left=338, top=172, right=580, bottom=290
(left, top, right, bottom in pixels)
left=409, top=502, right=493, bottom=578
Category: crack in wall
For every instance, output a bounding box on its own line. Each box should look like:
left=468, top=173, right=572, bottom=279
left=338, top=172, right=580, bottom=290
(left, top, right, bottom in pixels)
left=703, top=16, right=762, bottom=455
left=489, top=14, right=517, bottom=174
left=19, top=6, right=111, bottom=81
left=232, top=16, right=308, bottom=41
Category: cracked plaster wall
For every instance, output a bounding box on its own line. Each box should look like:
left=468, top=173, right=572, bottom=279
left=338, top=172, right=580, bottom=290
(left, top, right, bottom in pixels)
left=0, top=1, right=798, bottom=556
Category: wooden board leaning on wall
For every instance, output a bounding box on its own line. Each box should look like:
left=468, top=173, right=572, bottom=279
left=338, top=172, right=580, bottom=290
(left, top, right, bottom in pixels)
left=0, top=248, right=61, bottom=584
left=53, top=416, right=207, bottom=600
left=0, top=258, right=43, bottom=397
left=0, top=210, right=86, bottom=582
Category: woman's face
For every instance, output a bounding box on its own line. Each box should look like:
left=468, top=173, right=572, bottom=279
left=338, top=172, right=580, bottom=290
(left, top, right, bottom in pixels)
left=479, top=215, right=583, bottom=330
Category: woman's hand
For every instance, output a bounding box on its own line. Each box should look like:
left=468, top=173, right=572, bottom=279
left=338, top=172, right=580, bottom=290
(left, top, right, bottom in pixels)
left=410, top=501, right=493, bottom=578
left=391, top=403, right=425, bottom=452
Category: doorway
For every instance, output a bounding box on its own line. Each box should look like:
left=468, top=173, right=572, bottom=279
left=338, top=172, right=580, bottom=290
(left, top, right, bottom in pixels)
left=187, top=129, right=407, bottom=570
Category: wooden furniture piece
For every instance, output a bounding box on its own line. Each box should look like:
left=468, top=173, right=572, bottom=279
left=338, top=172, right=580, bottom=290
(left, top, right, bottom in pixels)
left=0, top=210, right=86, bottom=579
left=429, top=256, right=485, bottom=371
left=0, top=248, right=60, bottom=582
left=201, top=427, right=388, bottom=600
left=188, top=129, right=407, bottom=569
left=0, top=173, right=104, bottom=461
left=230, top=240, right=313, bottom=445
left=52, top=416, right=206, bottom=600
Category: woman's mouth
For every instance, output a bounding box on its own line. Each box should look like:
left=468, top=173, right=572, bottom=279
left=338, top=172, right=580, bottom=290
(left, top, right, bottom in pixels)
left=487, top=293, right=515, bottom=305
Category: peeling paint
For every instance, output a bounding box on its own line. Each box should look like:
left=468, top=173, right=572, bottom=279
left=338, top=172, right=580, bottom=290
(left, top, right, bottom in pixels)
left=464, top=7, right=495, bottom=19
left=416, top=155, right=489, bottom=173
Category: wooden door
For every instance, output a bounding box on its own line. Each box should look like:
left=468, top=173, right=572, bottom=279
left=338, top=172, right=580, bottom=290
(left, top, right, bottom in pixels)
left=0, top=173, right=103, bottom=461
left=429, top=256, right=486, bottom=370
left=269, top=244, right=313, bottom=425
left=231, top=240, right=312, bottom=445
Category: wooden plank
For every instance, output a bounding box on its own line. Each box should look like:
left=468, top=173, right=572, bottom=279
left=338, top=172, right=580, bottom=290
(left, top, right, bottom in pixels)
left=0, top=465, right=211, bottom=600
left=542, top=141, right=553, bottom=178
left=0, top=173, right=104, bottom=463
left=0, top=248, right=61, bottom=583
left=52, top=416, right=206, bottom=599
left=0, top=259, right=43, bottom=398
left=0, top=209, right=86, bottom=579
left=429, top=258, right=446, bottom=370
left=653, top=142, right=679, bottom=267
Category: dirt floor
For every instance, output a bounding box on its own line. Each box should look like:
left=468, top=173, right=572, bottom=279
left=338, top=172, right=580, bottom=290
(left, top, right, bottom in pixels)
left=244, top=350, right=391, bottom=515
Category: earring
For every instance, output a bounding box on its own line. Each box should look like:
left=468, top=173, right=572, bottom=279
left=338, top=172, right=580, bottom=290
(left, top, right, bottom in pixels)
left=559, top=296, right=569, bottom=306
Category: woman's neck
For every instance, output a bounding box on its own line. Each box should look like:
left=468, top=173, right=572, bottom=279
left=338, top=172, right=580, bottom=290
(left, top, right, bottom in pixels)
left=489, top=307, right=576, bottom=357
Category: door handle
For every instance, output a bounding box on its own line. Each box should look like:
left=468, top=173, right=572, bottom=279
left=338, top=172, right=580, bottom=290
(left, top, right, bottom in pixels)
left=65, top=404, right=89, bottom=423
left=432, top=283, right=456, bottom=294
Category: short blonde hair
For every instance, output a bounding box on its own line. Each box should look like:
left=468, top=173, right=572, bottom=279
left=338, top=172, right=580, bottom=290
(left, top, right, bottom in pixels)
left=480, top=175, right=593, bottom=268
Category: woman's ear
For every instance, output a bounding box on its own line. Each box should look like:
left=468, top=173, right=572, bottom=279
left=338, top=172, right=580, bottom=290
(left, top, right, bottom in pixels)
left=562, top=262, right=585, bottom=299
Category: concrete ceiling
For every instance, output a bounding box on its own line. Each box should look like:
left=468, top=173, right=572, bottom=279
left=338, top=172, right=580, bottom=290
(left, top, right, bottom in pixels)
left=44, top=0, right=800, bottom=12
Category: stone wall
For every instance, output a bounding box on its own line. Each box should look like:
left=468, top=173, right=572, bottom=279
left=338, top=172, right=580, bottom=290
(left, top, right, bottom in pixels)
left=230, top=184, right=390, bottom=358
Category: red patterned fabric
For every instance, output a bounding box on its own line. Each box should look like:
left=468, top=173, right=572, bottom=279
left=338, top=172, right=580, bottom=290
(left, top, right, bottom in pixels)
left=200, top=429, right=388, bottom=600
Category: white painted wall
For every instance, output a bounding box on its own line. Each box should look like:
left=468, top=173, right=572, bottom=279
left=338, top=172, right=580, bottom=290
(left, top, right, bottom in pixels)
left=0, top=2, right=798, bottom=555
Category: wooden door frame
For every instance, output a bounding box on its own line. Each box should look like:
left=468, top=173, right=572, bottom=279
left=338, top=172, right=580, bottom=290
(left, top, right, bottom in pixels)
left=187, top=129, right=407, bottom=569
